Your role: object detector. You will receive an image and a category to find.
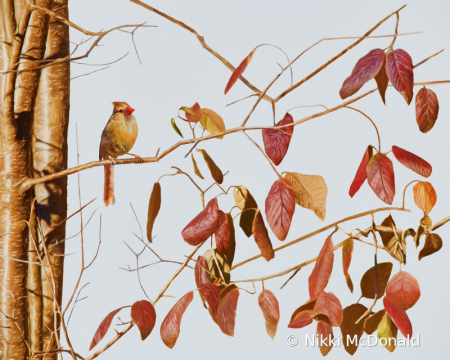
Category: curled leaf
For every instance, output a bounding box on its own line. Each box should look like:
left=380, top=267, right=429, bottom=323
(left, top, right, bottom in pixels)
left=314, top=291, right=343, bottom=327
left=203, top=249, right=231, bottom=284
left=340, top=303, right=368, bottom=355
left=234, top=186, right=258, bottom=237
left=364, top=309, right=386, bottom=335
left=375, top=58, right=389, bottom=104
left=308, top=236, right=334, bottom=299
left=171, top=118, right=183, bottom=138
left=131, top=300, right=157, bottom=340
left=89, top=307, right=124, bottom=350
left=419, top=233, right=442, bottom=260
left=392, top=146, right=432, bottom=178
left=225, top=48, right=256, bottom=94
left=415, top=87, right=439, bottom=133
left=382, top=297, right=412, bottom=338
left=413, top=181, right=437, bottom=215
left=191, top=152, right=204, bottom=180
left=197, top=149, right=223, bottom=184
left=366, top=153, right=395, bottom=204
left=378, top=215, right=406, bottom=264
left=414, top=215, right=431, bottom=248
left=181, top=198, right=220, bottom=246
left=252, top=209, right=275, bottom=262
left=217, top=287, right=239, bottom=336
left=317, top=320, right=334, bottom=356
left=386, top=271, right=420, bottom=310
left=199, top=109, right=226, bottom=139
left=360, top=262, right=393, bottom=299
left=146, top=182, right=161, bottom=243
left=160, top=292, right=194, bottom=349
left=215, top=212, right=236, bottom=266
left=342, top=238, right=354, bottom=293
left=258, top=289, right=280, bottom=339
left=181, top=103, right=202, bottom=123
left=377, top=313, right=398, bottom=352
left=262, top=113, right=294, bottom=166
left=349, top=146, right=373, bottom=198
left=288, top=309, right=320, bottom=329
left=385, top=49, right=414, bottom=105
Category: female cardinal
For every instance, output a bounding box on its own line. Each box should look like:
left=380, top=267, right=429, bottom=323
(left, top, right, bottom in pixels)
left=99, top=101, right=142, bottom=206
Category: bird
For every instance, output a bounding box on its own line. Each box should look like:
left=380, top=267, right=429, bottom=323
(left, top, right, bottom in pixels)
left=99, top=101, right=143, bottom=206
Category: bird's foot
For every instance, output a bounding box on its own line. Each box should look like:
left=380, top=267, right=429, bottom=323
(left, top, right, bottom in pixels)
left=127, top=153, right=144, bottom=163
left=108, top=156, right=117, bottom=165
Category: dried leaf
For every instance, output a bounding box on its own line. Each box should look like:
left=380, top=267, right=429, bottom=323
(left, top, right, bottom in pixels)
left=364, top=309, right=386, bottom=334
left=217, top=287, right=239, bottom=336
left=392, top=146, right=432, bottom=178
left=415, top=87, right=439, bottom=133
left=383, top=297, right=412, bottom=338
left=233, top=186, right=258, bottom=237
left=89, top=307, right=124, bottom=350
left=339, top=49, right=385, bottom=99
left=419, top=233, right=442, bottom=260
left=288, top=309, right=321, bottom=329
left=375, top=58, right=389, bottom=104
left=203, top=249, right=231, bottom=284
left=308, top=236, right=334, bottom=299
left=146, top=182, right=161, bottom=243
left=284, top=172, right=327, bottom=221
left=340, top=304, right=368, bottom=355
left=413, top=181, right=437, bottom=215
left=385, top=49, right=414, bottom=105
left=131, top=300, right=157, bottom=340
left=360, top=262, right=393, bottom=299
left=215, top=212, right=236, bottom=266
left=349, top=146, right=373, bottom=198
left=197, top=149, right=223, bottom=184
left=377, top=313, right=398, bottom=352
left=181, top=198, right=220, bottom=246
left=366, top=153, right=395, bottom=205
left=224, top=48, right=256, bottom=94
left=414, top=216, right=432, bottom=248
left=191, top=153, right=204, bottom=180
left=258, top=289, right=280, bottom=339
left=171, top=118, right=183, bottom=138
left=317, top=320, right=334, bottom=356
left=252, top=209, right=275, bottom=261
left=240, top=208, right=257, bottom=238
left=181, top=103, right=201, bottom=123
left=386, top=271, right=420, bottom=310
left=314, top=291, right=343, bottom=327
left=378, top=215, right=406, bottom=264
left=199, top=109, right=226, bottom=139
left=262, top=113, right=294, bottom=166
left=265, top=178, right=296, bottom=241
left=160, top=292, right=194, bottom=349
left=342, top=238, right=354, bottom=293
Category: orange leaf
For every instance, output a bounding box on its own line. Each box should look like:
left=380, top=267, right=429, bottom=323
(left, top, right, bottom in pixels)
left=317, top=320, right=334, bottom=356
left=392, top=146, right=432, bottom=178
left=308, top=236, right=334, bottom=299
left=224, top=49, right=256, bottom=94
left=265, top=178, right=295, bottom=241
left=340, top=303, right=368, bottom=355
left=342, top=238, right=354, bottom=293
left=360, top=262, right=393, bottom=299
left=366, top=153, right=395, bottom=204
left=385, top=49, right=414, bottom=105
left=130, top=300, right=157, bottom=340
left=383, top=297, right=412, bottom=338
left=182, top=102, right=202, bottom=123
left=146, top=182, right=161, bottom=243
left=217, top=288, right=239, bottom=336
left=262, top=113, right=294, bottom=166
left=386, top=271, right=420, bottom=310
left=288, top=309, right=320, bottom=329
left=181, top=198, right=220, bottom=245
left=214, top=211, right=236, bottom=266
left=374, top=56, right=389, bottom=104
left=252, top=209, right=275, bottom=261
left=89, top=307, right=124, bottom=350
left=415, top=87, right=439, bottom=133
left=258, top=289, right=280, bottom=339
left=419, top=233, right=443, bottom=260
left=314, top=291, right=343, bottom=327
left=413, top=181, right=437, bottom=215
left=160, top=292, right=194, bottom=349
left=349, top=146, right=373, bottom=198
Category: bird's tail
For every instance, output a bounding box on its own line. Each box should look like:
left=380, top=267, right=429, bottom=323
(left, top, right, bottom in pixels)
left=104, top=165, right=115, bottom=206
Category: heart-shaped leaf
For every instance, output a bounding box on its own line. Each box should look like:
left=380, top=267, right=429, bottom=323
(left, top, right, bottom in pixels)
left=265, top=178, right=295, bottom=241
left=199, top=109, right=226, bottom=139
left=89, top=307, right=124, bottom=350
left=314, top=291, right=343, bottom=327
left=366, top=153, right=395, bottom=204
left=349, top=146, right=373, bottom=198
left=131, top=300, right=157, bottom=340
left=146, top=182, right=161, bottom=243
left=217, top=287, right=239, bottom=336
left=360, top=262, right=393, bottom=299
left=413, top=181, right=437, bottom=215
left=214, top=212, right=236, bottom=266
left=391, top=146, right=432, bottom=178
left=385, top=49, right=414, bottom=105
left=308, top=236, right=334, bottom=299
left=386, top=271, right=420, bottom=310
left=383, top=297, right=412, bottom=338
left=419, top=233, right=442, bottom=260
left=377, top=312, right=398, bottom=352
left=342, top=238, right=354, bottom=293
left=317, top=320, right=334, bottom=356
left=262, top=113, right=294, bottom=166
left=224, top=48, right=256, bottom=94
left=252, top=209, right=275, bottom=261
left=415, top=87, right=439, bottom=133
left=258, top=289, right=280, bottom=339
left=340, top=304, right=368, bottom=355
left=196, top=149, right=223, bottom=184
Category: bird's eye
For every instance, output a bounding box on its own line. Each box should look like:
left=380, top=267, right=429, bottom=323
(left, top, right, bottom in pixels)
left=118, top=108, right=123, bottom=112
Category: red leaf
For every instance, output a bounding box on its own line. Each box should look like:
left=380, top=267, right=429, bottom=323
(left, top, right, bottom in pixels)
left=202, top=283, right=221, bottom=322
left=314, top=292, right=343, bottom=327
left=366, top=153, right=395, bottom=204
left=349, top=146, right=373, bottom=197
left=182, top=198, right=220, bottom=245
left=262, top=113, right=294, bottom=166
left=252, top=209, right=275, bottom=261
left=385, top=49, right=414, bottom=105
left=224, top=49, right=256, bottom=94
left=89, top=307, right=124, bottom=350
left=386, top=272, right=421, bottom=310
left=288, top=309, right=320, bottom=329
left=383, top=297, right=412, bottom=338
left=339, top=49, right=385, bottom=99
left=217, top=288, right=239, bottom=336
left=131, top=300, right=157, bottom=340
left=195, top=255, right=210, bottom=288
left=317, top=320, right=334, bottom=356
left=265, top=178, right=295, bottom=241
left=160, top=292, right=194, bottom=349
left=214, top=211, right=236, bottom=266
left=185, top=103, right=202, bottom=123
left=342, top=238, right=354, bottom=292
left=415, top=87, right=439, bottom=133
left=391, top=146, right=432, bottom=178
left=258, top=289, right=280, bottom=339
left=308, top=236, right=334, bottom=299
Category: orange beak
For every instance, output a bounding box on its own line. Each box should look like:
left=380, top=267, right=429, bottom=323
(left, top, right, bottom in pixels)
left=125, top=106, right=135, bottom=116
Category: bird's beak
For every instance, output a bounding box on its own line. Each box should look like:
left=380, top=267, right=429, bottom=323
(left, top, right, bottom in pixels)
left=125, top=106, right=135, bottom=116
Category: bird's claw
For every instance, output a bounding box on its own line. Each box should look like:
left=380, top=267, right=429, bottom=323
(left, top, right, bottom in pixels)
left=108, top=156, right=117, bottom=165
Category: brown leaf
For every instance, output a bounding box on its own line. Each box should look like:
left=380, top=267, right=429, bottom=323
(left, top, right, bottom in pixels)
left=217, top=287, right=239, bottom=336
left=252, top=209, right=275, bottom=261
left=240, top=208, right=257, bottom=238
left=265, top=178, right=296, bottom=240
left=203, top=249, right=231, bottom=284
left=181, top=103, right=202, bottom=123
left=383, top=297, right=412, bottom=338
left=283, top=172, right=328, bottom=221
left=385, top=49, right=414, bottom=105
left=366, top=153, right=395, bottom=205
left=262, top=113, right=294, bottom=166
left=89, top=307, right=124, bottom=350
left=386, top=271, right=420, bottom=310
left=419, top=233, right=443, bottom=260
left=339, top=49, right=386, bottom=99
left=130, top=300, right=157, bottom=340
left=146, top=182, right=161, bottom=243
left=360, top=262, right=393, bottom=299
left=342, top=238, right=354, bottom=293
left=214, top=212, right=236, bottom=266
left=349, top=146, right=373, bottom=198
left=191, top=152, right=204, bottom=180
left=414, top=215, right=432, bottom=248
left=314, top=291, right=343, bottom=327
left=317, top=320, right=334, bottom=356
left=181, top=198, right=220, bottom=246
left=196, top=149, right=223, bottom=184
left=377, top=313, right=398, bottom=352
left=199, top=109, right=226, bottom=139
left=378, top=215, right=406, bottom=264
left=308, top=236, right=334, bottom=299
left=392, top=146, right=432, bottom=178
left=340, top=303, right=368, bottom=355
left=375, top=57, right=389, bottom=104
left=160, top=292, right=194, bottom=349
left=415, top=87, right=439, bottom=133
left=233, top=186, right=258, bottom=237
left=364, top=309, right=385, bottom=334
left=258, top=289, right=280, bottom=339
left=224, top=48, right=256, bottom=94
left=413, top=181, right=437, bottom=215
